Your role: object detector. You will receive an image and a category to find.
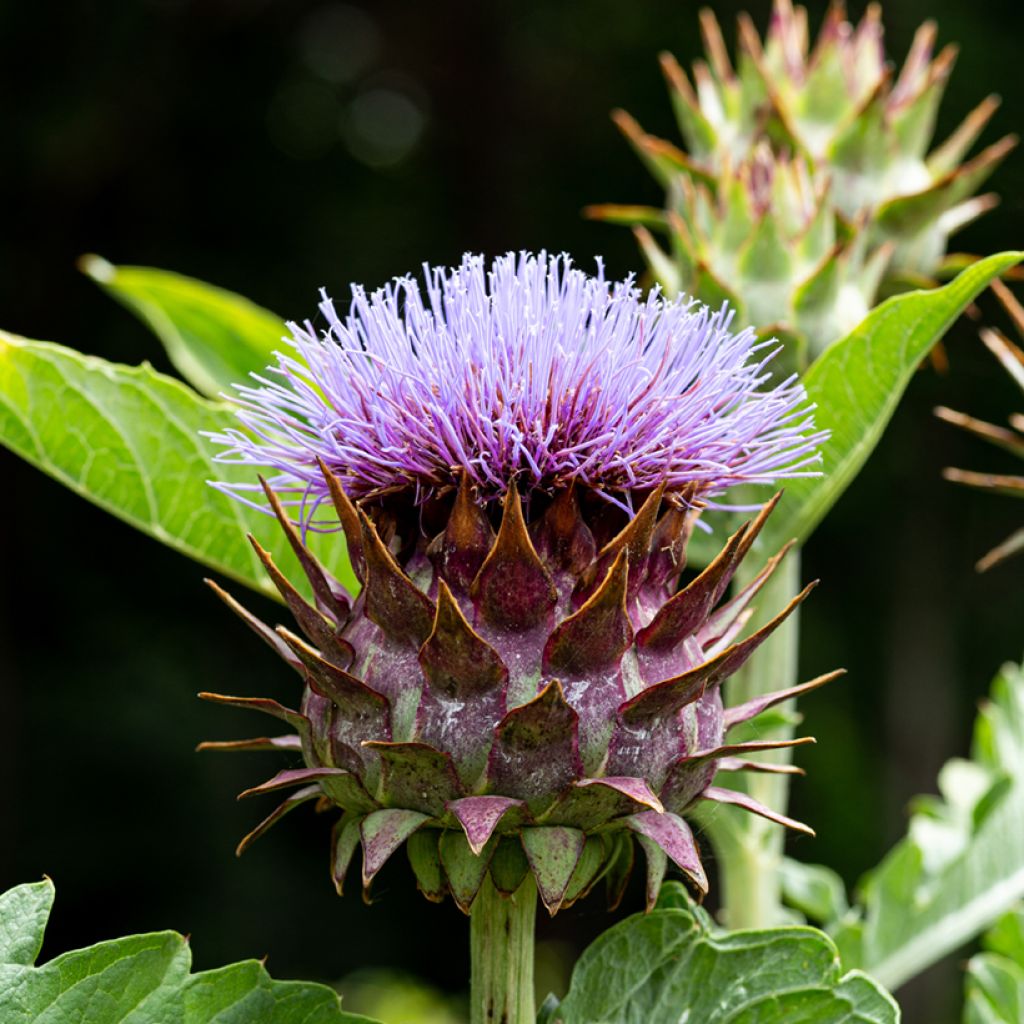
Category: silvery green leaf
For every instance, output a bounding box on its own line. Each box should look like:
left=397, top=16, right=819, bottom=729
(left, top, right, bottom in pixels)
left=554, top=881, right=899, bottom=1023
left=836, top=662, right=1024, bottom=992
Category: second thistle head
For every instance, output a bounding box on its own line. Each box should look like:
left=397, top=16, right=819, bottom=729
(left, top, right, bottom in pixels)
left=593, top=0, right=1016, bottom=363
left=201, top=252, right=834, bottom=915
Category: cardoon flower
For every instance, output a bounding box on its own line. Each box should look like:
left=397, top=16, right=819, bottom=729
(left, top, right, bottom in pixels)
left=203, top=252, right=831, bottom=1021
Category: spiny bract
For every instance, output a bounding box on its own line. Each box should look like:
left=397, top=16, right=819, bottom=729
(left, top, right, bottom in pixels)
left=202, top=252, right=833, bottom=915
left=590, top=0, right=1015, bottom=365
left=937, top=281, right=1024, bottom=571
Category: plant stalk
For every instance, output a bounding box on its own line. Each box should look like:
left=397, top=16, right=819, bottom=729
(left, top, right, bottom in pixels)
left=706, top=549, right=802, bottom=930
left=470, top=874, right=537, bottom=1024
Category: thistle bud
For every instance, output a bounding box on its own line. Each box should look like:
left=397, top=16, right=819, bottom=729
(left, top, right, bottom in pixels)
left=592, top=1, right=1015, bottom=362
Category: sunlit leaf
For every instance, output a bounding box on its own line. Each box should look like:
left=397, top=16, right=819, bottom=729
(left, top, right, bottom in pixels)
left=80, top=255, right=287, bottom=399
left=963, top=906, right=1024, bottom=1023
left=759, top=251, right=1024, bottom=553
left=0, top=331, right=357, bottom=598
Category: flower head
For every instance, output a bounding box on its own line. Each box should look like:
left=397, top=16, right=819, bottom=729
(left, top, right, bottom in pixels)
left=202, top=252, right=833, bottom=916
left=210, top=252, right=823, bottom=521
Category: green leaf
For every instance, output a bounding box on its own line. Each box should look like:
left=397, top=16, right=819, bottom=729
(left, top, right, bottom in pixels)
left=963, top=909, right=1024, bottom=1024
left=0, top=880, right=54, bottom=967
left=0, top=879, right=379, bottom=1023
left=984, top=906, right=1024, bottom=967
left=761, top=251, right=1024, bottom=553
left=537, top=993, right=561, bottom=1024
left=553, top=881, right=899, bottom=1024
left=963, top=953, right=1024, bottom=1024
left=835, top=661, right=1024, bottom=993
left=0, top=331, right=357, bottom=598
left=781, top=858, right=850, bottom=926
left=80, top=255, right=287, bottom=399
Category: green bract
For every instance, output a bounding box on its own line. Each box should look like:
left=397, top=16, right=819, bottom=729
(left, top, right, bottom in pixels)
left=590, top=0, right=1016, bottom=363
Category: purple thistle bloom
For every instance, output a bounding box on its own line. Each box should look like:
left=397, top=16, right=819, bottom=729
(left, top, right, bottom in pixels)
left=202, top=251, right=837, bottom=918
left=209, top=252, right=825, bottom=522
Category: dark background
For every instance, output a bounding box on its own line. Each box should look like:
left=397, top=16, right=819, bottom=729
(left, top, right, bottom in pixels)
left=1, top=1, right=1022, bottom=1021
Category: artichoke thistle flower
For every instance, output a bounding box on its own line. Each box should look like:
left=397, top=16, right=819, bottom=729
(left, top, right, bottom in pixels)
left=591, top=0, right=1015, bottom=364
left=202, top=253, right=831, bottom=928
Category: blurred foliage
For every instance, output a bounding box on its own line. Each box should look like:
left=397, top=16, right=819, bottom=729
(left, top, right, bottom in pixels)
left=780, top=660, right=1024, bottom=993
left=963, top=905, right=1024, bottom=1022
left=334, top=969, right=463, bottom=1024
left=2, top=3, right=1023, bottom=1024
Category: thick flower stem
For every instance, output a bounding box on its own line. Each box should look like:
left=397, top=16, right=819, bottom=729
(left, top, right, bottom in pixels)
left=470, top=874, right=537, bottom=1024
left=706, top=550, right=802, bottom=930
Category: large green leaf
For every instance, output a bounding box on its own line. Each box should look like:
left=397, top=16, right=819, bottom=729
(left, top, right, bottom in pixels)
left=759, top=251, right=1024, bottom=553
left=835, top=661, right=1024, bottom=993
left=550, top=881, right=899, bottom=1024
left=80, top=255, right=288, bottom=399
left=0, top=879, right=378, bottom=1023
left=963, top=906, right=1024, bottom=1024
left=0, top=331, right=357, bottom=598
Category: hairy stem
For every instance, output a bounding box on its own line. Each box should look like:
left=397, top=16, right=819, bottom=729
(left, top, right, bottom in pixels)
left=707, top=550, right=802, bottom=929
left=470, top=874, right=537, bottom=1024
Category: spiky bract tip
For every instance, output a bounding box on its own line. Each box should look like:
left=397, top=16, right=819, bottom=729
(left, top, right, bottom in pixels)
left=202, top=462, right=834, bottom=916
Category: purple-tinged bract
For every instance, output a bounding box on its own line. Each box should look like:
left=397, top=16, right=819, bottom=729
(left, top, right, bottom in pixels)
left=210, top=252, right=823, bottom=516
left=202, top=252, right=833, bottom=915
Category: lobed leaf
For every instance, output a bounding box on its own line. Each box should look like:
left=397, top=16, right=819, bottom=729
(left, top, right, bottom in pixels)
left=0, top=879, right=379, bottom=1024
left=551, top=881, right=899, bottom=1023
left=0, top=331, right=357, bottom=599
left=835, top=661, right=1024, bottom=992
left=80, top=256, right=288, bottom=400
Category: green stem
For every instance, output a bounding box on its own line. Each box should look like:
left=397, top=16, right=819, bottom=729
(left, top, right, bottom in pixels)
left=470, top=874, right=537, bottom=1024
left=706, top=549, right=802, bottom=930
